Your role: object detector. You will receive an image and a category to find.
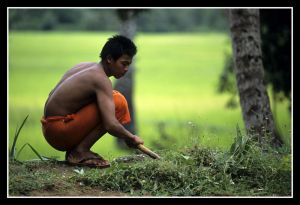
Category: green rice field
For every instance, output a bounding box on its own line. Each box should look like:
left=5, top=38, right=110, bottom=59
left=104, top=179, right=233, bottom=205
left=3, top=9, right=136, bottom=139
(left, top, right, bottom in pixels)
left=8, top=31, right=292, bottom=161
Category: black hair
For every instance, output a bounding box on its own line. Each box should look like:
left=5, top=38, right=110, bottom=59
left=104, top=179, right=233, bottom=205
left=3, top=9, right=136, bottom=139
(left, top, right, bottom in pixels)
left=100, top=35, right=137, bottom=61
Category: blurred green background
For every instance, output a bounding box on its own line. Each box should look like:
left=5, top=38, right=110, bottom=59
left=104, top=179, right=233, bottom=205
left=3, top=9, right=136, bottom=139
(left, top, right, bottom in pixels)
left=8, top=9, right=291, bottom=161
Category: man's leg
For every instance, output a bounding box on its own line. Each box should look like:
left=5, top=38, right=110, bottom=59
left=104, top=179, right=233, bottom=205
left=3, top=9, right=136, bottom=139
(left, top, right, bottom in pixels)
left=66, top=124, right=110, bottom=167
left=65, top=91, right=131, bottom=167
left=68, top=90, right=130, bottom=152
left=74, top=124, right=106, bottom=152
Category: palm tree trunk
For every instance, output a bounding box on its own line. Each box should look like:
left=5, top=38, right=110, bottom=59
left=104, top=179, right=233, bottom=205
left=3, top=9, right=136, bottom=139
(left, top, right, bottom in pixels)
left=228, top=9, right=283, bottom=147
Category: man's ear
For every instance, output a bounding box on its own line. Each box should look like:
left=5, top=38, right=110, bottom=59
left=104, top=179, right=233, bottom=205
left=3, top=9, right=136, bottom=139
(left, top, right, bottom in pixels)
left=107, top=55, right=113, bottom=64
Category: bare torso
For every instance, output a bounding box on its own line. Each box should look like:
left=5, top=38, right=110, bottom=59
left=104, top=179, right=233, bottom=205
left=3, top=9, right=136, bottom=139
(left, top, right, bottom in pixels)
left=44, top=62, right=108, bottom=117
left=43, top=56, right=144, bottom=147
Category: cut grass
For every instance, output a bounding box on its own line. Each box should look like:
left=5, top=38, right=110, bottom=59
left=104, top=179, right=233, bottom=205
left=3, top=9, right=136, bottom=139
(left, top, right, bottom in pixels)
left=9, top=129, right=291, bottom=196
left=8, top=115, right=291, bottom=197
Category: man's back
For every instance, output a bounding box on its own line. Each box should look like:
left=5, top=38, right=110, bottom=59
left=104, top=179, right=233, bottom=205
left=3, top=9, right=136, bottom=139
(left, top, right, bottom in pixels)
left=44, top=62, right=108, bottom=117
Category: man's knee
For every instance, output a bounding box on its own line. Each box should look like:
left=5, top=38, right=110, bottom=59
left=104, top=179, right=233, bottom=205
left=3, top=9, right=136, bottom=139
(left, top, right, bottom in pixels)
left=112, top=90, right=131, bottom=124
left=113, top=90, right=129, bottom=112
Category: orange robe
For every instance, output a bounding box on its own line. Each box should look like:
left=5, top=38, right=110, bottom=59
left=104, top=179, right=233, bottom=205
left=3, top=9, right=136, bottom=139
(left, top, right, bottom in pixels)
left=41, top=90, right=131, bottom=151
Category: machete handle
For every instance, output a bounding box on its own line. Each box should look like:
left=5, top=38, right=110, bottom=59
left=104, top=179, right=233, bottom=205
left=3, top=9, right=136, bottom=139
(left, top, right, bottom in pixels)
left=137, top=144, right=161, bottom=159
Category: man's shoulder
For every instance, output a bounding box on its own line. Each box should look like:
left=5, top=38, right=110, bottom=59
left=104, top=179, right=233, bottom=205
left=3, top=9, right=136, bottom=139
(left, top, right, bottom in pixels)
left=87, top=64, right=106, bottom=78
left=86, top=66, right=111, bottom=88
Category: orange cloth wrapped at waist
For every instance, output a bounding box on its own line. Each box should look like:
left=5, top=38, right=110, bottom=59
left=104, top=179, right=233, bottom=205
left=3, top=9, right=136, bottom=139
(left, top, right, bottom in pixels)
left=41, top=90, right=131, bottom=151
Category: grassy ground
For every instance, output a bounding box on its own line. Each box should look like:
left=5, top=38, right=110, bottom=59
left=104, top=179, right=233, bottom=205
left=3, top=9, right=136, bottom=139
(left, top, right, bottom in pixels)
left=8, top=31, right=291, bottom=162
left=9, top=131, right=291, bottom=197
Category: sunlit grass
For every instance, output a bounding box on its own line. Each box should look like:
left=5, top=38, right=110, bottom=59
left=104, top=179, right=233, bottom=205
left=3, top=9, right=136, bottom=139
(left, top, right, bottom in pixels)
left=8, top=31, right=291, bottom=161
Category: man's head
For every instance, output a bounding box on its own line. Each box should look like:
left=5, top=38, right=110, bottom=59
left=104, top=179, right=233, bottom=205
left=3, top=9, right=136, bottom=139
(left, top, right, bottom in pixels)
left=100, top=35, right=137, bottom=79
left=100, top=35, right=137, bottom=62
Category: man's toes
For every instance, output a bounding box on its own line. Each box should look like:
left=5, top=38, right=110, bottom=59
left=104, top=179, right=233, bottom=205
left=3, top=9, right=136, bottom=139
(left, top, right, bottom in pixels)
left=100, top=161, right=108, bottom=166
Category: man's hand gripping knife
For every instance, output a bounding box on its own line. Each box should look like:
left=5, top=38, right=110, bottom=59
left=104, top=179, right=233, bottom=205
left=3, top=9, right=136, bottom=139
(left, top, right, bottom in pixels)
left=126, top=136, right=161, bottom=159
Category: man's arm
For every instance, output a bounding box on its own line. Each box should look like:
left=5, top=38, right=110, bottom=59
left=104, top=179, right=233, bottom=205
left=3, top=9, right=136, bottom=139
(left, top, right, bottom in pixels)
left=94, top=75, right=143, bottom=146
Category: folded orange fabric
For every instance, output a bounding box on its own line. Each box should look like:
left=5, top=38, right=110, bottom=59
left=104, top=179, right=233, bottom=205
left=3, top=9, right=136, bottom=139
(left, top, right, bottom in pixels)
left=41, top=90, right=131, bottom=151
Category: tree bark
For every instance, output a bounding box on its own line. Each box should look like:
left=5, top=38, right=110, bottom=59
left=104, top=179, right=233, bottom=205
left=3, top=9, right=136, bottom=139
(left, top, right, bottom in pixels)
left=114, top=10, right=139, bottom=148
left=228, top=9, right=283, bottom=147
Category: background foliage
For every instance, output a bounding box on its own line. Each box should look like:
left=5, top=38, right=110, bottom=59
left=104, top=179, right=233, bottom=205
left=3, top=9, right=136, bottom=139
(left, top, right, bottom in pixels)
left=9, top=9, right=229, bottom=32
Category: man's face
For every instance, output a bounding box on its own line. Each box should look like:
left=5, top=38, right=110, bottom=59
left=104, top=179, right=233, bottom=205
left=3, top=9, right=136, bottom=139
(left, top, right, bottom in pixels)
left=109, top=54, right=132, bottom=79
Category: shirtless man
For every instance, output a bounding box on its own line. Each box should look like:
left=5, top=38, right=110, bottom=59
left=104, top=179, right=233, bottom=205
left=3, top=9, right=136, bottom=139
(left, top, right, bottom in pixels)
left=41, top=35, right=144, bottom=168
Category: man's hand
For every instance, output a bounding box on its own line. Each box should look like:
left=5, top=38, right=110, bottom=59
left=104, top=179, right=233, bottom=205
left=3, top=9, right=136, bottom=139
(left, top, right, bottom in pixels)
left=125, top=135, right=144, bottom=148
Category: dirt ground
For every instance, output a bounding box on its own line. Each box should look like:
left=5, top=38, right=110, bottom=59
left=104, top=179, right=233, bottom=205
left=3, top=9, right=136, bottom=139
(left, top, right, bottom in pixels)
left=9, top=160, right=130, bottom=197
left=29, top=189, right=127, bottom=197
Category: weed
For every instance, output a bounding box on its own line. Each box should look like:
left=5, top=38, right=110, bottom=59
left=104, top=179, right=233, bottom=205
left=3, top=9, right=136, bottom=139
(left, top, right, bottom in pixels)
left=9, top=115, right=29, bottom=161
left=9, top=115, right=47, bottom=162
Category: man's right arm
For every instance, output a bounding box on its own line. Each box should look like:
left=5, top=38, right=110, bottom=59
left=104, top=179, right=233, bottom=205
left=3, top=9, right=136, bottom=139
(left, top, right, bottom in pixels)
left=93, top=75, right=143, bottom=146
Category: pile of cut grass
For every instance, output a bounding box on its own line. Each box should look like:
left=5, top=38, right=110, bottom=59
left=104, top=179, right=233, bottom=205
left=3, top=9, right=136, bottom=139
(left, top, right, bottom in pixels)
left=9, top=116, right=291, bottom=197
left=8, top=142, right=291, bottom=197
left=71, top=131, right=291, bottom=196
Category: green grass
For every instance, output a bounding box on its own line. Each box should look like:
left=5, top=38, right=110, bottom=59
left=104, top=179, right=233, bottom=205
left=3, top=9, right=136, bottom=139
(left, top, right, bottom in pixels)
left=8, top=31, right=291, bottom=161
left=9, top=130, right=291, bottom=196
